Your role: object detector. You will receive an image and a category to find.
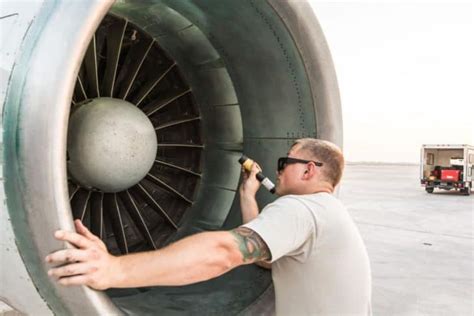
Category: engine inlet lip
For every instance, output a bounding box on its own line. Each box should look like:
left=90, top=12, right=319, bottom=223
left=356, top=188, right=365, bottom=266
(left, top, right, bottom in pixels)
left=2, top=1, right=123, bottom=315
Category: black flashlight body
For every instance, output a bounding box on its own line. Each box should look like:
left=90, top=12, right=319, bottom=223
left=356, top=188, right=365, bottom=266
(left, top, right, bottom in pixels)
left=239, top=155, right=276, bottom=194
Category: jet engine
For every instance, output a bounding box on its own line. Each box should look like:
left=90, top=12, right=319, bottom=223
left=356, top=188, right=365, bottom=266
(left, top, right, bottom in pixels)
left=0, top=0, right=342, bottom=314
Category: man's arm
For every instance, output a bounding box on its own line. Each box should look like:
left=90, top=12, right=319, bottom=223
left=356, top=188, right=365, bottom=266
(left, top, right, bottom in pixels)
left=231, top=226, right=272, bottom=269
left=46, top=220, right=270, bottom=290
left=239, top=163, right=272, bottom=269
left=239, top=163, right=261, bottom=223
left=240, top=194, right=260, bottom=224
left=229, top=227, right=271, bottom=263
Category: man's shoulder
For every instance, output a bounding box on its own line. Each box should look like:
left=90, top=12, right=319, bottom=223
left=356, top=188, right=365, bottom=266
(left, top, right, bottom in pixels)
left=276, top=192, right=337, bottom=204
left=266, top=195, right=319, bottom=216
left=277, top=193, right=346, bottom=215
left=259, top=195, right=308, bottom=217
left=263, top=193, right=343, bottom=218
left=270, top=194, right=306, bottom=208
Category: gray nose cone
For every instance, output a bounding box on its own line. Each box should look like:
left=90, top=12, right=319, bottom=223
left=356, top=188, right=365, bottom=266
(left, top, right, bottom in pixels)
left=67, top=97, right=157, bottom=192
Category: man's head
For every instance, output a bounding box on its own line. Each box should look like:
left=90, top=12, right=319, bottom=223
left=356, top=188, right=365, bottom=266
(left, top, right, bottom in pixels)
left=275, top=138, right=344, bottom=196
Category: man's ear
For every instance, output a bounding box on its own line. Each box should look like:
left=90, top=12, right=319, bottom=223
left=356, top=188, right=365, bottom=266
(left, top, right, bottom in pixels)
left=305, top=163, right=321, bottom=179
left=303, top=163, right=316, bottom=180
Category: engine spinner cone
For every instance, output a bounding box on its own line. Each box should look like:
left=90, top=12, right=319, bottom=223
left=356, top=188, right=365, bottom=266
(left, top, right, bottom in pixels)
left=68, top=97, right=157, bottom=192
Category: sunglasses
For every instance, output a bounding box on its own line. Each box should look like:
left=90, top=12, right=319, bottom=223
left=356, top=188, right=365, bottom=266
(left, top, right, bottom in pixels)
left=277, top=157, right=323, bottom=172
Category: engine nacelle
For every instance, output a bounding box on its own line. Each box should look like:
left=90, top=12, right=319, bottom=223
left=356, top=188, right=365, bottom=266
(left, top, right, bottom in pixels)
left=0, top=1, right=341, bottom=314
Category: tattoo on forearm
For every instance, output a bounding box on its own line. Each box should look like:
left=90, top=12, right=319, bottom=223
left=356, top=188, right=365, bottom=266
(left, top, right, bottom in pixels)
left=230, top=227, right=271, bottom=263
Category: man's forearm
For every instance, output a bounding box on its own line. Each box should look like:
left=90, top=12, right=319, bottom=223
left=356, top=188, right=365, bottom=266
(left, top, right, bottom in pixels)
left=112, top=231, right=241, bottom=288
left=240, top=194, right=259, bottom=223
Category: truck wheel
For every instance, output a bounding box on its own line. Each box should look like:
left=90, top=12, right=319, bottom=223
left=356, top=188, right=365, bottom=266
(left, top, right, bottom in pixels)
left=462, top=186, right=471, bottom=196
left=425, top=187, right=434, bottom=193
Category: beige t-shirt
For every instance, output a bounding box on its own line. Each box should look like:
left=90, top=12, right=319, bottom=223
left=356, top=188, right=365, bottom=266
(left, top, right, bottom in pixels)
left=243, top=193, right=372, bottom=316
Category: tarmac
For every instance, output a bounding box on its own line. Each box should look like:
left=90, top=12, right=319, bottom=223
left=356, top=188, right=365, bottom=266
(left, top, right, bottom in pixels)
left=1, top=163, right=473, bottom=315
left=339, top=163, right=473, bottom=316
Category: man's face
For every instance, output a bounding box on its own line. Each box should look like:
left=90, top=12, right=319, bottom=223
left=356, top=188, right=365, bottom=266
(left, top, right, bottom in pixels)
left=275, top=144, right=309, bottom=196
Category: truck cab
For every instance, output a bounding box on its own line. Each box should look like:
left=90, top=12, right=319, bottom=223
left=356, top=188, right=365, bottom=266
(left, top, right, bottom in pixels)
left=420, top=144, right=473, bottom=195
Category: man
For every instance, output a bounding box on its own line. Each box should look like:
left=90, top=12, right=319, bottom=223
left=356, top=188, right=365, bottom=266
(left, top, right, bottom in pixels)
left=46, top=138, right=371, bottom=315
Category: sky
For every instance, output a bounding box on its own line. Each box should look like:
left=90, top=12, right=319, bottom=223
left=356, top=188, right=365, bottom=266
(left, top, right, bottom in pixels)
left=309, top=1, right=473, bottom=163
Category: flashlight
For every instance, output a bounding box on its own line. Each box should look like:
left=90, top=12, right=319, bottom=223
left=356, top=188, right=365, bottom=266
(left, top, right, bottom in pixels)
left=239, top=155, right=276, bottom=194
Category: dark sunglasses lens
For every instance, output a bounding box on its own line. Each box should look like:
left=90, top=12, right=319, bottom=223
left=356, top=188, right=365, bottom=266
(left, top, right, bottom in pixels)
left=278, top=157, right=287, bottom=171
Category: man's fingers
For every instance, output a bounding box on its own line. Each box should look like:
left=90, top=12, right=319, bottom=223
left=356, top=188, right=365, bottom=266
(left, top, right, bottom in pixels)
left=241, top=167, right=249, bottom=179
left=243, top=163, right=261, bottom=175
left=58, top=275, right=91, bottom=287
left=253, top=162, right=262, bottom=172
left=45, top=248, right=90, bottom=263
left=250, top=163, right=262, bottom=176
left=48, top=262, right=96, bottom=278
left=74, top=219, right=99, bottom=241
left=54, top=230, right=92, bottom=249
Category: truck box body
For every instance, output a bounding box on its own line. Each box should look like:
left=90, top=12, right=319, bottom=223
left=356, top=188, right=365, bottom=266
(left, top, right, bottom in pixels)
left=420, top=144, right=473, bottom=194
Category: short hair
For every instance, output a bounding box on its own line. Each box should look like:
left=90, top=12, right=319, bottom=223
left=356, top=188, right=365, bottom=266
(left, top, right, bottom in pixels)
left=292, top=138, right=344, bottom=187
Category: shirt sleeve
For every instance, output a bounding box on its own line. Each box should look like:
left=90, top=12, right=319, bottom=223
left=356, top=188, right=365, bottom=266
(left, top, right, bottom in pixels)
left=241, top=195, right=316, bottom=262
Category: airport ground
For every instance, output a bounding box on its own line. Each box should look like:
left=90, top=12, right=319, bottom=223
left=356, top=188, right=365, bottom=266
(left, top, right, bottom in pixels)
left=1, top=164, right=473, bottom=315
left=340, top=163, right=473, bottom=316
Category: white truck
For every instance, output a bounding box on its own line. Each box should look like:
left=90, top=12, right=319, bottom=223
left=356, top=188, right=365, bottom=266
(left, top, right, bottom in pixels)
left=420, top=144, right=474, bottom=195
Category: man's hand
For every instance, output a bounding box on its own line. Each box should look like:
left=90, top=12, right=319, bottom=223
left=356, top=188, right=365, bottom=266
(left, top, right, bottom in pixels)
left=239, top=162, right=262, bottom=198
left=45, top=220, right=120, bottom=290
